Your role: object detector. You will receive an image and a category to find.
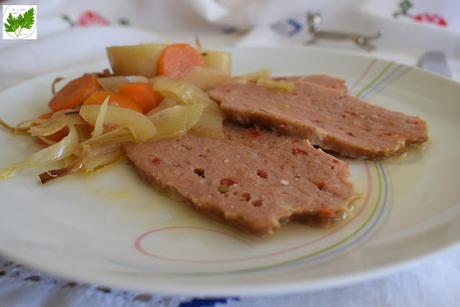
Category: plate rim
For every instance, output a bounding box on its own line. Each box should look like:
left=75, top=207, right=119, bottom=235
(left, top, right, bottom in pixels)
left=1, top=239, right=459, bottom=297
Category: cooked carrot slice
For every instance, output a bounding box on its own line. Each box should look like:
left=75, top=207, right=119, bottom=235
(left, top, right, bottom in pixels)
left=83, top=91, right=143, bottom=113
left=118, top=83, right=163, bottom=113
left=157, top=43, right=205, bottom=79
left=49, top=74, right=101, bottom=112
left=37, top=112, right=69, bottom=142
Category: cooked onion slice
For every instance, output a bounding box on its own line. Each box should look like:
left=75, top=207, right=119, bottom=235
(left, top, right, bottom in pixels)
left=0, top=118, right=19, bottom=133
left=0, top=118, right=45, bottom=135
left=91, top=97, right=109, bottom=137
left=39, top=139, right=126, bottom=182
left=37, top=136, right=57, bottom=145
left=39, top=158, right=84, bottom=184
left=83, top=145, right=124, bottom=173
left=146, top=97, right=177, bottom=116
left=149, top=77, right=224, bottom=138
left=152, top=77, right=210, bottom=105
left=190, top=98, right=225, bottom=139
left=151, top=78, right=225, bottom=138
left=80, top=105, right=156, bottom=142
left=83, top=127, right=134, bottom=146
left=97, top=76, right=149, bottom=91
left=25, top=125, right=78, bottom=162
left=233, top=69, right=272, bottom=83
left=0, top=125, right=79, bottom=179
left=38, top=143, right=90, bottom=184
left=51, top=77, right=64, bottom=95
left=181, top=67, right=230, bottom=90
left=29, top=114, right=85, bottom=137
left=256, top=78, right=295, bottom=93
left=149, top=104, right=204, bottom=140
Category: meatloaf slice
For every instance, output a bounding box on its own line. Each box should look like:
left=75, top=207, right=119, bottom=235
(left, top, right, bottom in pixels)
left=208, top=79, right=428, bottom=158
left=125, top=122, right=355, bottom=235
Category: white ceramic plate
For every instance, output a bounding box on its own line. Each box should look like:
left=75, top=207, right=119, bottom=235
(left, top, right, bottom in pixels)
left=0, top=47, right=459, bottom=297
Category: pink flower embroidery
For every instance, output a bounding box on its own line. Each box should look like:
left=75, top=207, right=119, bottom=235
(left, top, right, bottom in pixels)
left=76, top=10, right=110, bottom=27
left=413, top=13, right=448, bottom=27
left=393, top=1, right=448, bottom=28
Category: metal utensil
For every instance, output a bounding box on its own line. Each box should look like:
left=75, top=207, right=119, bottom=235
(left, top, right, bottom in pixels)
left=418, top=51, right=452, bottom=78
left=306, top=12, right=381, bottom=51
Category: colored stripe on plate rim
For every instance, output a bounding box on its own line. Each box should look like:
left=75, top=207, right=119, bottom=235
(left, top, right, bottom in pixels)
left=108, top=160, right=388, bottom=275
left=133, top=162, right=376, bottom=263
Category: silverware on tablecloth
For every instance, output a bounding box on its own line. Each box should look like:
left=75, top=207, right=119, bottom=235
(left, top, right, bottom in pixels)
left=305, top=12, right=381, bottom=51
left=418, top=51, right=452, bottom=78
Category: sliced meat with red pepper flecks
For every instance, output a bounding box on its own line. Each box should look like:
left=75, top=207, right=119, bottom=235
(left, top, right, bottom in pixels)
left=208, top=78, right=428, bottom=158
left=125, top=121, right=356, bottom=235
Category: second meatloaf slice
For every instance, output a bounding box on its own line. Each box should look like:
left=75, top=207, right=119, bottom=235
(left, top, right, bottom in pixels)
left=125, top=122, right=355, bottom=234
left=208, top=79, right=428, bottom=158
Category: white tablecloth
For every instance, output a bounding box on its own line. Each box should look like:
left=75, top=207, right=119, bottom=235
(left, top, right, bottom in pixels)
left=1, top=0, right=459, bottom=306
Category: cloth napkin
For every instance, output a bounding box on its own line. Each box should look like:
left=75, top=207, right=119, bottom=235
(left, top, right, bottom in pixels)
left=1, top=0, right=460, bottom=306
